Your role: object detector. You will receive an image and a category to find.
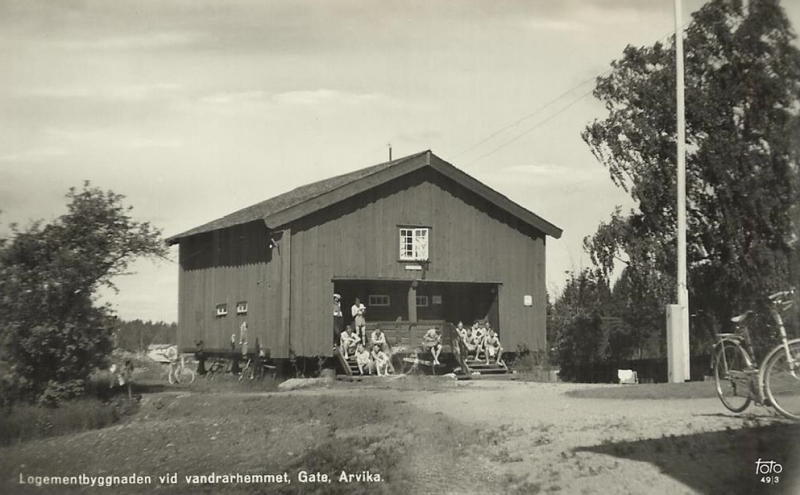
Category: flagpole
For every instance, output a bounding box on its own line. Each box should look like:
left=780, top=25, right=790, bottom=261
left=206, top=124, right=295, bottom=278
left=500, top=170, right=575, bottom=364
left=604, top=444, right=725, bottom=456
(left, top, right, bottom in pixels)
left=668, top=0, right=690, bottom=383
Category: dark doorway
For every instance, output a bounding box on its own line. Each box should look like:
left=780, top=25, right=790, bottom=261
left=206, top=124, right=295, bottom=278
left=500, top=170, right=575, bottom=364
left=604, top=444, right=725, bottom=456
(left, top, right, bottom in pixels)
left=332, top=278, right=500, bottom=333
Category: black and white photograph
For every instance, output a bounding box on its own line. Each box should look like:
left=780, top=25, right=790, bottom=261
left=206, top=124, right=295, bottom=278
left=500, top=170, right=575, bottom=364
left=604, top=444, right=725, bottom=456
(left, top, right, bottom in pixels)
left=1, top=0, right=799, bottom=494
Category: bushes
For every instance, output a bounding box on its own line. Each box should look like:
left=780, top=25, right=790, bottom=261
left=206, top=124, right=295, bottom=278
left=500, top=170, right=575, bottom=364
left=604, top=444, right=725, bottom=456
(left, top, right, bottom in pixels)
left=554, top=313, right=608, bottom=382
left=0, top=396, right=138, bottom=446
left=508, top=344, right=550, bottom=372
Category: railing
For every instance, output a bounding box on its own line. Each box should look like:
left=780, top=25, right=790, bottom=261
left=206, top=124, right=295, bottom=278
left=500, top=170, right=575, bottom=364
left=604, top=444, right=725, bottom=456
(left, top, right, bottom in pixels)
left=333, top=345, right=353, bottom=376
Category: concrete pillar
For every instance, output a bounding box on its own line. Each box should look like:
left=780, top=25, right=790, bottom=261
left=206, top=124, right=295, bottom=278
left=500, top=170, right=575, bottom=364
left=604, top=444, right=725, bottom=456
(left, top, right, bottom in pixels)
left=666, top=304, right=690, bottom=382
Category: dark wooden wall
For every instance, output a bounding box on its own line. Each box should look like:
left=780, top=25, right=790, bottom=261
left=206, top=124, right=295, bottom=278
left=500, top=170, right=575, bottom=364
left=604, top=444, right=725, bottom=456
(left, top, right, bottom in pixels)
left=177, top=221, right=290, bottom=355
left=177, top=167, right=548, bottom=358
left=288, top=168, right=547, bottom=357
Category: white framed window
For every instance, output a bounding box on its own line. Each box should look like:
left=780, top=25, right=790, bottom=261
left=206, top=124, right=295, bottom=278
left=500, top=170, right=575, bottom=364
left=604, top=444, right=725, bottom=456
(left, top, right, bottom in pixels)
left=416, top=295, right=429, bottom=307
left=215, top=304, right=228, bottom=317
left=399, top=227, right=429, bottom=261
left=368, top=295, right=390, bottom=307
left=236, top=301, right=248, bottom=314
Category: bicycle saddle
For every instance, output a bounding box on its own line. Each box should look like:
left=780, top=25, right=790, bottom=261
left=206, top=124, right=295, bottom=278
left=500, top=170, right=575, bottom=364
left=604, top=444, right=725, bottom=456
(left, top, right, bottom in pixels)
left=730, top=310, right=753, bottom=323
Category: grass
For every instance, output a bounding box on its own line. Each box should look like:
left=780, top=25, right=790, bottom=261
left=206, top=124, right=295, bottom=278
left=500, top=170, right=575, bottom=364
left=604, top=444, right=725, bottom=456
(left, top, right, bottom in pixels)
left=565, top=380, right=718, bottom=400
left=2, top=390, right=496, bottom=495
left=0, top=397, right=136, bottom=446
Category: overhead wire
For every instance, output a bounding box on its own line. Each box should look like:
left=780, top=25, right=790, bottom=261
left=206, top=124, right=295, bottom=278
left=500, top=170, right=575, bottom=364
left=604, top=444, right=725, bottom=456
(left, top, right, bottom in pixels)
left=452, top=2, right=739, bottom=168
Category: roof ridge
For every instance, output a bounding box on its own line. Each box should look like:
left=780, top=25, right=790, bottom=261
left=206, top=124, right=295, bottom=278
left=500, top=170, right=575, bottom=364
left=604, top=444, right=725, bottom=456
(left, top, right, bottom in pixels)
left=166, top=150, right=429, bottom=243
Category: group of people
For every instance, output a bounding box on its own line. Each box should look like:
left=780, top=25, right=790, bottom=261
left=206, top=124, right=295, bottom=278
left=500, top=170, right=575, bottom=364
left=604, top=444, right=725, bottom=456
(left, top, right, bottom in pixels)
left=333, top=294, right=368, bottom=346
left=456, top=321, right=504, bottom=366
left=333, top=293, right=504, bottom=372
left=340, top=324, right=395, bottom=376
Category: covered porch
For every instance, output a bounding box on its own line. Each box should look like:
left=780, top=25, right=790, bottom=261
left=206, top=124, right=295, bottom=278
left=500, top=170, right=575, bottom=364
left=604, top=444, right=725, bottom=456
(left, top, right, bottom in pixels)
left=332, top=277, right=500, bottom=352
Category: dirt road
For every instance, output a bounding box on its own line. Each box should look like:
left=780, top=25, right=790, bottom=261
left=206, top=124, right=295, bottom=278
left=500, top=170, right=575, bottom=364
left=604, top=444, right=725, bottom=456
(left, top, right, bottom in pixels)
left=2, top=379, right=798, bottom=495
left=293, top=379, right=799, bottom=494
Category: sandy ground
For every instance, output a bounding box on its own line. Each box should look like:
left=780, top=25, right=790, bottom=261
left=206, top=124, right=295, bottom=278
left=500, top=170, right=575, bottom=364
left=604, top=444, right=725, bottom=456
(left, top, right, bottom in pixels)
left=2, top=379, right=798, bottom=495
left=292, top=380, right=800, bottom=495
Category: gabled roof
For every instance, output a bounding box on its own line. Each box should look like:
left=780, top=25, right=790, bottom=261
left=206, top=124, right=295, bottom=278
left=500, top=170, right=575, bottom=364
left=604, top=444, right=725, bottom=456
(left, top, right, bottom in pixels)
left=166, top=150, right=562, bottom=245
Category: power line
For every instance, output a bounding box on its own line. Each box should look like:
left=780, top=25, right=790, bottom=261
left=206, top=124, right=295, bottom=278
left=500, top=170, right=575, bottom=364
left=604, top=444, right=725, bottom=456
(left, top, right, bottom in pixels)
left=453, top=8, right=717, bottom=167
left=465, top=88, right=596, bottom=167
left=451, top=72, right=606, bottom=161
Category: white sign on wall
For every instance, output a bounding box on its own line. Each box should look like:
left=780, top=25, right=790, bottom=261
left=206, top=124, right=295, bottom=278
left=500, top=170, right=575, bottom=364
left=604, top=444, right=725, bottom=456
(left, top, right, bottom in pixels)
left=523, top=295, right=533, bottom=307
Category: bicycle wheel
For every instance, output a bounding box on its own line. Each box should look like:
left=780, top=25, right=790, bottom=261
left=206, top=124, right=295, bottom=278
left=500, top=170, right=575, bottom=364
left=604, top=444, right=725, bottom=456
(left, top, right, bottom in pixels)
left=714, top=341, right=752, bottom=413
left=764, top=341, right=800, bottom=421
left=176, top=367, right=196, bottom=384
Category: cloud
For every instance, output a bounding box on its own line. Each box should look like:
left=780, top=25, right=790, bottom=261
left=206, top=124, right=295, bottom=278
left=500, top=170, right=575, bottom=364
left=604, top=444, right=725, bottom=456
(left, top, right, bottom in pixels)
left=43, top=127, right=182, bottom=151
left=489, top=163, right=606, bottom=188
left=55, top=32, right=203, bottom=51
left=200, top=89, right=400, bottom=108
left=523, top=18, right=587, bottom=32
left=199, top=90, right=270, bottom=105
left=14, top=83, right=184, bottom=101
left=0, top=147, right=70, bottom=163
left=272, top=89, right=392, bottom=107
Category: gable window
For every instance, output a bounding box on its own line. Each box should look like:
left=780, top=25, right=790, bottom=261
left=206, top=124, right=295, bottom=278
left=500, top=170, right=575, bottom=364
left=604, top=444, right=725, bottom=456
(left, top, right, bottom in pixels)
left=399, top=227, right=429, bottom=261
left=416, top=295, right=429, bottom=307
left=368, top=295, right=390, bottom=307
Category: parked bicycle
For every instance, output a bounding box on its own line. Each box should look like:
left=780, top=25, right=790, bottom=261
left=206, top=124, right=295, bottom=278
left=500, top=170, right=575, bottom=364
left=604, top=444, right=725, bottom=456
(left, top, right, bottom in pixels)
left=713, top=289, right=799, bottom=421
left=168, top=355, right=196, bottom=385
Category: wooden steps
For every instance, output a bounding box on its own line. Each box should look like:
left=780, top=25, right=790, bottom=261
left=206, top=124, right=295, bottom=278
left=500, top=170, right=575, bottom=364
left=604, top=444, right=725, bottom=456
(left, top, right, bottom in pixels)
left=463, top=357, right=510, bottom=377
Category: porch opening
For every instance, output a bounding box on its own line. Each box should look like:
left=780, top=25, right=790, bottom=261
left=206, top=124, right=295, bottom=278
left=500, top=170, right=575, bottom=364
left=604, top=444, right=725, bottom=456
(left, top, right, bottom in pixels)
left=332, top=278, right=500, bottom=352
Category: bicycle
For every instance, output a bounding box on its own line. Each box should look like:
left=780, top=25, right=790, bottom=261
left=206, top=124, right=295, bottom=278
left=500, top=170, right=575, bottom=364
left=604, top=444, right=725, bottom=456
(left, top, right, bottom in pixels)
left=168, top=355, right=196, bottom=385
left=713, top=289, right=799, bottom=421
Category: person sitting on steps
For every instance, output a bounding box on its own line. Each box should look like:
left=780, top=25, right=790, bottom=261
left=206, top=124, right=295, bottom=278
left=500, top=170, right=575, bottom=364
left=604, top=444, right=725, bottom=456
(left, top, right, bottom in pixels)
left=423, top=327, right=443, bottom=366
left=484, top=327, right=504, bottom=366
left=340, top=325, right=358, bottom=359
left=355, top=343, right=373, bottom=375
left=371, top=344, right=390, bottom=376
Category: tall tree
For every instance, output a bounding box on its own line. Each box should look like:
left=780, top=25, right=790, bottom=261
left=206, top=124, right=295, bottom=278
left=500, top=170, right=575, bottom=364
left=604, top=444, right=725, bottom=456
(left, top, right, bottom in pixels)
left=0, top=183, right=168, bottom=403
left=583, top=0, right=800, bottom=340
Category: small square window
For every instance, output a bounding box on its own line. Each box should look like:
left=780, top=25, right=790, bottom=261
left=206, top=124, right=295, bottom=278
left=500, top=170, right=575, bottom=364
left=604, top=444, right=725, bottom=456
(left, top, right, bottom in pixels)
left=236, top=301, right=248, bottom=314
left=215, top=304, right=228, bottom=317
left=416, top=295, right=429, bottom=307
left=368, top=295, right=390, bottom=307
left=432, top=295, right=442, bottom=305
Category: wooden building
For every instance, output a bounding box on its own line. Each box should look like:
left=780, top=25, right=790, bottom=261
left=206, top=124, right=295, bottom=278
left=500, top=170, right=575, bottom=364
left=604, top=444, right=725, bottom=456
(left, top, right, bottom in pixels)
left=166, top=151, right=562, bottom=358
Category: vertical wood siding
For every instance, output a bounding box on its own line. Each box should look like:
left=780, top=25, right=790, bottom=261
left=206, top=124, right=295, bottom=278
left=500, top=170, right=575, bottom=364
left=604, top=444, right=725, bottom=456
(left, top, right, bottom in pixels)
left=288, top=168, right=547, bottom=356
left=177, top=221, right=289, bottom=355
left=177, top=167, right=549, bottom=358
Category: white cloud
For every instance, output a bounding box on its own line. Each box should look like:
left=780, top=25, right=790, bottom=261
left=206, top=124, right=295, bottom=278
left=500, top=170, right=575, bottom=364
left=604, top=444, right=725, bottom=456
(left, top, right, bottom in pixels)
left=272, top=89, right=394, bottom=107
left=0, top=147, right=70, bottom=163
left=14, top=83, right=183, bottom=101
left=199, top=88, right=401, bottom=108
left=488, top=163, right=605, bottom=188
left=199, top=90, right=270, bottom=105
left=56, top=32, right=202, bottom=51
left=523, top=18, right=587, bottom=32
left=43, top=127, right=182, bottom=150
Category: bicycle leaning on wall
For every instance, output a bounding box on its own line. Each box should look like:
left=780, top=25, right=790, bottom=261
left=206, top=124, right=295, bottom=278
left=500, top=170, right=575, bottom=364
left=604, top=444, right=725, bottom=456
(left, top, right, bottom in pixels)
left=712, top=289, right=799, bottom=421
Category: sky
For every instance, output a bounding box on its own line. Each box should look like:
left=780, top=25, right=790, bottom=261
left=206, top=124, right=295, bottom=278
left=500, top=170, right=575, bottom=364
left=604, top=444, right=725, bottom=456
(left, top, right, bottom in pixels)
left=2, top=0, right=799, bottom=323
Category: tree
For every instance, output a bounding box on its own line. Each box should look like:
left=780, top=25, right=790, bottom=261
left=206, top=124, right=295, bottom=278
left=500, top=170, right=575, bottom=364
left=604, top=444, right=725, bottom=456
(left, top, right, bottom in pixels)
left=582, top=0, right=800, bottom=343
left=550, top=269, right=612, bottom=380
left=0, top=183, right=168, bottom=403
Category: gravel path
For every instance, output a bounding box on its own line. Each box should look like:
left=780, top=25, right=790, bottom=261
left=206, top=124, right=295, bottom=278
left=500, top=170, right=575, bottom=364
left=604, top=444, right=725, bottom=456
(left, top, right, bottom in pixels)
left=399, top=381, right=798, bottom=495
